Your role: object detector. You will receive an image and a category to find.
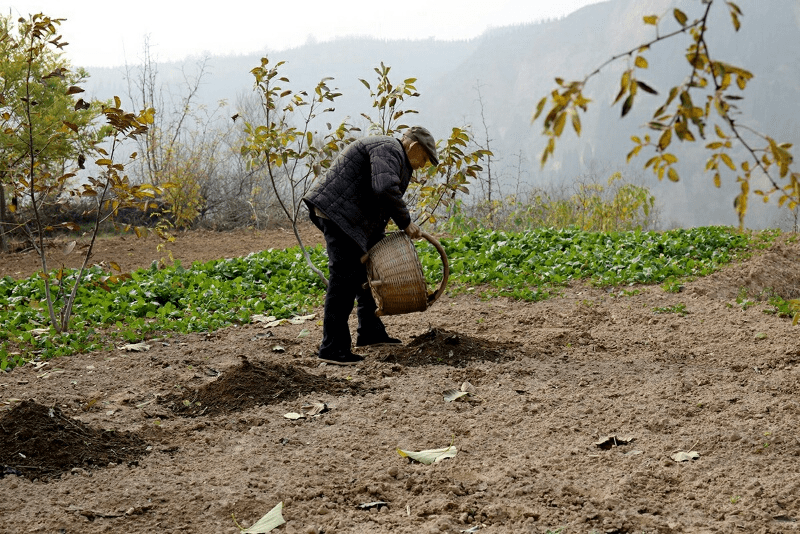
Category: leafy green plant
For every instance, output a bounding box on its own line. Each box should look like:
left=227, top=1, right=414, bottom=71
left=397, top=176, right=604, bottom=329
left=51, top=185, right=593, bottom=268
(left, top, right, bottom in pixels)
left=614, top=288, right=641, bottom=297
left=766, top=295, right=800, bottom=325
left=428, top=226, right=748, bottom=302
left=750, top=229, right=782, bottom=250
left=0, top=225, right=754, bottom=368
left=653, top=303, right=688, bottom=316
left=661, top=277, right=684, bottom=293
left=735, top=288, right=756, bottom=311
left=1, top=243, right=329, bottom=367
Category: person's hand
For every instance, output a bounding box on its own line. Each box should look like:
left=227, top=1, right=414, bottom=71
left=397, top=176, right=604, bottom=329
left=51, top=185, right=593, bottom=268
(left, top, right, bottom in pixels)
left=404, top=222, right=422, bottom=239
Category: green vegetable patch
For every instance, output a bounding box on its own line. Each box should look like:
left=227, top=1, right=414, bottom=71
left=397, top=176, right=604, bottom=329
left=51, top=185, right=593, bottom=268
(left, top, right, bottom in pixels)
left=1, top=226, right=750, bottom=367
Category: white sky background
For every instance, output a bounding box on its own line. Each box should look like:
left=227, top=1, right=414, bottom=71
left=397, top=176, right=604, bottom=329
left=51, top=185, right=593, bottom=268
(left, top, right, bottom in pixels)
left=7, top=0, right=605, bottom=68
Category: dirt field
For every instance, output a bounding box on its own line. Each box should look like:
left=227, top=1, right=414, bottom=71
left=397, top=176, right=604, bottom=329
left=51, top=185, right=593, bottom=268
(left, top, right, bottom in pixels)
left=1, top=227, right=800, bottom=533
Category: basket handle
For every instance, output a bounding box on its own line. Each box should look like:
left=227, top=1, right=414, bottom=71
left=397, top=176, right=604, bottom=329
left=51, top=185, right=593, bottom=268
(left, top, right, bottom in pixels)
left=420, top=231, right=449, bottom=306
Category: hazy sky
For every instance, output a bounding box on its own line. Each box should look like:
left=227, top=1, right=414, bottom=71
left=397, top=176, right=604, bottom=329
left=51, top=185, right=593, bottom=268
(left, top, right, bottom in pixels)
left=7, top=0, right=605, bottom=68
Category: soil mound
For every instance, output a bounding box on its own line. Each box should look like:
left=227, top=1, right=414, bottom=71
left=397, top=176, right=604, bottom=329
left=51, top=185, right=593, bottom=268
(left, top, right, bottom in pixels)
left=376, top=327, right=516, bottom=367
left=168, top=356, right=376, bottom=416
left=0, top=400, right=149, bottom=481
left=690, top=238, right=800, bottom=300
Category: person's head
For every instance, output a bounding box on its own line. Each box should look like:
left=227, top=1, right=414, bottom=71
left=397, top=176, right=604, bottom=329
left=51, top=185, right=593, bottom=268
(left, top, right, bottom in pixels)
left=401, top=126, right=438, bottom=170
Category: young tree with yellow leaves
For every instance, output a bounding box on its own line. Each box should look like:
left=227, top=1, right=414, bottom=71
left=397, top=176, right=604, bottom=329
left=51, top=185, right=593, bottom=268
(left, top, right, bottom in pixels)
left=532, top=1, right=796, bottom=229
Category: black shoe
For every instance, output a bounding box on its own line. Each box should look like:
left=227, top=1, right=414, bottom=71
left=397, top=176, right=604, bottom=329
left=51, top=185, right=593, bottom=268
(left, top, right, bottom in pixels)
left=356, top=334, right=403, bottom=347
left=318, top=352, right=365, bottom=366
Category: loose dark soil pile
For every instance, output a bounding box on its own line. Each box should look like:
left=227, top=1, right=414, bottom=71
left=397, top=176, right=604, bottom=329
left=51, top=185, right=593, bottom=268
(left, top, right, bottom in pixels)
left=167, top=356, right=376, bottom=416
left=376, top=327, right=517, bottom=367
left=0, top=400, right=149, bottom=481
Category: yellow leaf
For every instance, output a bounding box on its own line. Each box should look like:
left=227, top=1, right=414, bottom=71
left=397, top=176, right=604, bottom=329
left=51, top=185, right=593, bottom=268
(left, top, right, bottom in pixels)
left=673, top=8, right=688, bottom=26
left=571, top=112, right=581, bottom=136
left=714, top=173, right=721, bottom=188
left=677, top=127, right=696, bottom=142
left=533, top=97, right=547, bottom=121
left=620, top=70, right=631, bottom=91
left=554, top=112, right=567, bottom=136
left=643, top=15, right=658, bottom=25
left=730, top=11, right=741, bottom=31
left=635, top=56, right=648, bottom=69
left=720, top=153, right=736, bottom=171
left=140, top=108, right=155, bottom=124
left=658, top=129, right=672, bottom=151
left=667, top=167, right=679, bottom=182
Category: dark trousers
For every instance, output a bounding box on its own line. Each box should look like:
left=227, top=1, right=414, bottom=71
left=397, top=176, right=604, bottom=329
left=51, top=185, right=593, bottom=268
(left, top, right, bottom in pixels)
left=318, top=218, right=387, bottom=357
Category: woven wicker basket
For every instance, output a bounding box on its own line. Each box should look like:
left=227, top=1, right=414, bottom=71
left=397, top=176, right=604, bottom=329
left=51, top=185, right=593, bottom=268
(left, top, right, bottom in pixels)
left=361, top=231, right=450, bottom=316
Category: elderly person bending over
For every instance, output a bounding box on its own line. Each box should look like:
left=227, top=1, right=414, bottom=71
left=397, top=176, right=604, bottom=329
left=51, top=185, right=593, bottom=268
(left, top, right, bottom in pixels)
left=303, top=126, right=439, bottom=365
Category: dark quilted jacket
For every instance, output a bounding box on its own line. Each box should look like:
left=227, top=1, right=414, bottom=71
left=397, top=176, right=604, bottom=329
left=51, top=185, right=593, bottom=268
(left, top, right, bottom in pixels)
left=303, top=136, right=413, bottom=253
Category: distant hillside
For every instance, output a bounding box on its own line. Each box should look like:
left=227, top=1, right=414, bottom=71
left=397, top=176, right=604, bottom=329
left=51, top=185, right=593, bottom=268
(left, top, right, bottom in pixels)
left=83, top=0, right=800, bottom=230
